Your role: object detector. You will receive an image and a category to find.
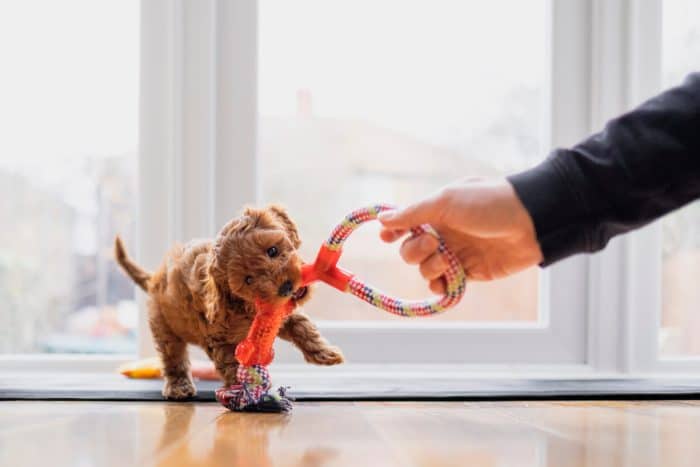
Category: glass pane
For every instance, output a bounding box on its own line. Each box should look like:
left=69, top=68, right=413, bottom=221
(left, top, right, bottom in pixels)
left=659, top=0, right=700, bottom=355
left=259, top=0, right=544, bottom=321
left=0, top=1, right=139, bottom=353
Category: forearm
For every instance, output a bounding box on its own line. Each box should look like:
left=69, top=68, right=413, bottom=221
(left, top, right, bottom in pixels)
left=509, top=73, right=700, bottom=265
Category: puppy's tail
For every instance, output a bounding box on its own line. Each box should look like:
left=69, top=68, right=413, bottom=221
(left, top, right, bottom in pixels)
left=114, top=236, right=151, bottom=291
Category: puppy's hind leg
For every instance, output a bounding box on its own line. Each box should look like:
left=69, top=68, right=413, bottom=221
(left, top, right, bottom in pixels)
left=149, top=305, right=196, bottom=400
left=279, top=313, right=344, bottom=365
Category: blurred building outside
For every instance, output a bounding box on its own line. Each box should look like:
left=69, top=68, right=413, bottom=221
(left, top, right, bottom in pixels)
left=0, top=156, right=137, bottom=353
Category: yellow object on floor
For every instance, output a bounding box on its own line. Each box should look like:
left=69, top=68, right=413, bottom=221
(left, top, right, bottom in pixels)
left=118, top=357, right=221, bottom=380
left=118, top=357, right=162, bottom=379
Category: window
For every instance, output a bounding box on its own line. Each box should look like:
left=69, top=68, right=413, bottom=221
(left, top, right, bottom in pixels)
left=5, top=0, right=696, bottom=375
left=0, top=1, right=139, bottom=354
left=258, top=0, right=545, bottom=322
left=659, top=0, right=700, bottom=357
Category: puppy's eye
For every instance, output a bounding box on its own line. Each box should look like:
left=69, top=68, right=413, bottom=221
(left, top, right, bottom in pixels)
left=266, top=246, right=279, bottom=258
left=245, top=276, right=253, bottom=285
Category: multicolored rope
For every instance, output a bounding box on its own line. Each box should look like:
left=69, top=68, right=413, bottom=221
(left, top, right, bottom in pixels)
left=301, top=204, right=467, bottom=317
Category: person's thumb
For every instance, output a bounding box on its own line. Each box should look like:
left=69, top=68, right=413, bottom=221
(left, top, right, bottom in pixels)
left=378, top=196, right=442, bottom=229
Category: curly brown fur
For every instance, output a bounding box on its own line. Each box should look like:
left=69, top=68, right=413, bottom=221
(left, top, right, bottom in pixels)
left=115, top=205, right=344, bottom=400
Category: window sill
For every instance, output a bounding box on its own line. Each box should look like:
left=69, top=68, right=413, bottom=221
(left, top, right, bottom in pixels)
left=3, top=366, right=700, bottom=401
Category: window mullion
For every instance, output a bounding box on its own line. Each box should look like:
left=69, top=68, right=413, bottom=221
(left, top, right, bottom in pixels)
left=138, top=0, right=184, bottom=358
left=547, top=0, right=595, bottom=367
left=624, top=0, right=663, bottom=372
left=214, top=0, right=258, bottom=226
left=585, top=0, right=663, bottom=373
left=137, top=0, right=257, bottom=359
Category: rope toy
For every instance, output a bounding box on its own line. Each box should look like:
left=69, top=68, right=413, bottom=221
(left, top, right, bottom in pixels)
left=302, top=204, right=467, bottom=316
left=215, top=299, right=294, bottom=412
left=215, top=204, right=467, bottom=412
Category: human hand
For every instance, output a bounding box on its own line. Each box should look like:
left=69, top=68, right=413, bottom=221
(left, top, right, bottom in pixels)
left=378, top=178, right=543, bottom=293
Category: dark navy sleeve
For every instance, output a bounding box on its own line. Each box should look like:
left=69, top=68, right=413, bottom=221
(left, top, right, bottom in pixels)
left=508, top=73, right=700, bottom=266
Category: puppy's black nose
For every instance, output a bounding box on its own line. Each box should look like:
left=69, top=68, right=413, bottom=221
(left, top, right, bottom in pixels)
left=278, top=280, right=293, bottom=297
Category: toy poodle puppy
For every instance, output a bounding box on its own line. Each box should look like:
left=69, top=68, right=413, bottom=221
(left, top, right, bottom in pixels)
left=114, top=205, right=344, bottom=400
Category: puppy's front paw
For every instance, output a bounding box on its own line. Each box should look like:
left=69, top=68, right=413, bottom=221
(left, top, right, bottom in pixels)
left=304, top=346, right=344, bottom=366
left=163, top=376, right=197, bottom=400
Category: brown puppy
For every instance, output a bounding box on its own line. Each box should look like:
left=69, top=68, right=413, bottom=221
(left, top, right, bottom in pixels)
left=114, top=205, right=344, bottom=400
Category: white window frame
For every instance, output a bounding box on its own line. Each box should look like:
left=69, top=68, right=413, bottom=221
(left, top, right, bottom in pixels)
left=582, top=0, right=664, bottom=374
left=2, top=0, right=693, bottom=377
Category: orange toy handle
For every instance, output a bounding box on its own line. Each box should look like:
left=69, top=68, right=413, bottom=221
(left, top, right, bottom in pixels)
left=235, top=299, right=295, bottom=367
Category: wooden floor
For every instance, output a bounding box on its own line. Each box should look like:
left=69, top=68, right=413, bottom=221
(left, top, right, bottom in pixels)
left=2, top=400, right=700, bottom=466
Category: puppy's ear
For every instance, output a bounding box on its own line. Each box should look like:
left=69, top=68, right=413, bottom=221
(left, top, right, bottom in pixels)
left=202, top=248, right=228, bottom=323
left=267, top=204, right=301, bottom=248
left=206, top=216, right=249, bottom=323
left=203, top=271, right=223, bottom=324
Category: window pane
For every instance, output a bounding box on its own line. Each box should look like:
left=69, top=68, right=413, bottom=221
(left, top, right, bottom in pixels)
left=259, top=0, right=544, bottom=321
left=0, top=1, right=139, bottom=353
left=659, top=0, right=700, bottom=355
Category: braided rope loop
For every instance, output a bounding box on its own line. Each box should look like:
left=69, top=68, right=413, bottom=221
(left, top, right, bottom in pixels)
left=327, top=204, right=466, bottom=317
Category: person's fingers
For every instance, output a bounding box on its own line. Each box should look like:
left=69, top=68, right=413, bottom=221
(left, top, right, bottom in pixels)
left=419, top=252, right=448, bottom=281
left=379, top=227, right=407, bottom=243
left=429, top=278, right=446, bottom=295
left=399, top=234, right=439, bottom=265
left=457, top=251, right=488, bottom=281
left=378, top=195, right=443, bottom=230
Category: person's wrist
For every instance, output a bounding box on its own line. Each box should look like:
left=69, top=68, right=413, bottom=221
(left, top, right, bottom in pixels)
left=506, top=181, right=544, bottom=266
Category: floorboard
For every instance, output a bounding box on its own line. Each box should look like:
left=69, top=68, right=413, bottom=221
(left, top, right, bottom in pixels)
left=1, top=400, right=699, bottom=466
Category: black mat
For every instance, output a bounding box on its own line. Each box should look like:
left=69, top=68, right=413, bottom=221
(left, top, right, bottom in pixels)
left=3, top=373, right=700, bottom=401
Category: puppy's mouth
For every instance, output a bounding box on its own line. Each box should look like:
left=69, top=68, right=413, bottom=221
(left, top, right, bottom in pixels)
left=291, top=286, right=308, bottom=302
